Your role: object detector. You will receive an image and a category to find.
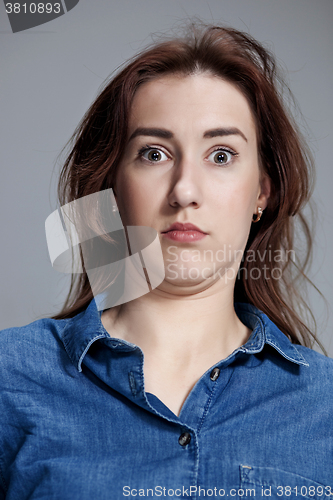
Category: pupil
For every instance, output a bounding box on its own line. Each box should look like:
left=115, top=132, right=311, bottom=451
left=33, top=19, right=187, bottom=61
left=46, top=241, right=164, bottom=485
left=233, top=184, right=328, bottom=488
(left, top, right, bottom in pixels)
left=149, top=150, right=161, bottom=161
left=215, top=152, right=226, bottom=163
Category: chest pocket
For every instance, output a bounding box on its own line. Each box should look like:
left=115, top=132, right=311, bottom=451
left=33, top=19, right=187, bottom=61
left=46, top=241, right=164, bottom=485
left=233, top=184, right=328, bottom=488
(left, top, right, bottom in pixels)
left=240, top=465, right=333, bottom=500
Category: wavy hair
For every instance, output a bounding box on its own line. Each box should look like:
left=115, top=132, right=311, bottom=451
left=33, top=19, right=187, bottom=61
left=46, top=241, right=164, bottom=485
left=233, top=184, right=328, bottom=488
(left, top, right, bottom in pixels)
left=53, top=22, right=325, bottom=353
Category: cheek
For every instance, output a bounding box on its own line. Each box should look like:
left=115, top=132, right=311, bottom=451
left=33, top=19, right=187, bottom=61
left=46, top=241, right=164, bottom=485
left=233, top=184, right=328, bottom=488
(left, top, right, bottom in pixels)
left=212, top=175, right=259, bottom=218
left=115, top=175, right=156, bottom=226
left=234, top=182, right=258, bottom=218
left=114, top=177, right=136, bottom=225
left=209, top=173, right=259, bottom=251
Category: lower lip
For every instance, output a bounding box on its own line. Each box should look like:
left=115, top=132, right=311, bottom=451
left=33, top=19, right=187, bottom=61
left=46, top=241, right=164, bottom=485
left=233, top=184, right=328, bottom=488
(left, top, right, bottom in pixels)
left=162, top=230, right=207, bottom=242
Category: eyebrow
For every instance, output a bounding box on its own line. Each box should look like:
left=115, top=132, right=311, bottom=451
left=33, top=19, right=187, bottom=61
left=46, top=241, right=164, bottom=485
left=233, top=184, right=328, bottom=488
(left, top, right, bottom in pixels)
left=203, top=127, right=248, bottom=142
left=128, top=126, right=247, bottom=143
left=129, top=128, right=173, bottom=142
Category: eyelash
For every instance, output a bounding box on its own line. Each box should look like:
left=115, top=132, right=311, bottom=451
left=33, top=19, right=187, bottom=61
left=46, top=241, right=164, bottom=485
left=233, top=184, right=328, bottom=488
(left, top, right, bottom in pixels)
left=137, top=145, right=167, bottom=160
left=209, top=147, right=239, bottom=164
left=136, top=145, right=239, bottom=165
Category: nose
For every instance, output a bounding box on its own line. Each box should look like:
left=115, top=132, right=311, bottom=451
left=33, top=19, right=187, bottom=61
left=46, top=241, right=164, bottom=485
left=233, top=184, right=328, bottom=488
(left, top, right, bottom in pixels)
left=167, top=156, right=203, bottom=209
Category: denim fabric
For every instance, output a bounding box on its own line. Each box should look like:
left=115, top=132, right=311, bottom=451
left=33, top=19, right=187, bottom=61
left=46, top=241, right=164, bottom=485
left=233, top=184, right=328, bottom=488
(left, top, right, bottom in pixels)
left=0, top=300, right=333, bottom=500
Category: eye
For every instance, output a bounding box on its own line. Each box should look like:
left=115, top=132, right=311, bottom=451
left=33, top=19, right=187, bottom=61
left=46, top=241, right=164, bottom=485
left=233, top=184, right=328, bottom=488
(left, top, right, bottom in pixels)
left=207, top=148, right=237, bottom=165
left=138, top=146, right=169, bottom=163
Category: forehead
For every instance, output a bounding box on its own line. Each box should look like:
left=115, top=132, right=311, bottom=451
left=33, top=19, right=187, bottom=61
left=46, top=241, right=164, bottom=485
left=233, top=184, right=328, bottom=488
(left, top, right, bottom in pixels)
left=128, top=73, right=257, bottom=143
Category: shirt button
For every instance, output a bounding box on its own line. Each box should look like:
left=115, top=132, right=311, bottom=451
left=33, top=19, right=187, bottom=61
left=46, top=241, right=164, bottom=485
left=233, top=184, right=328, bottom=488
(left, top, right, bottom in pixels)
left=178, top=432, right=191, bottom=446
left=210, top=367, right=220, bottom=381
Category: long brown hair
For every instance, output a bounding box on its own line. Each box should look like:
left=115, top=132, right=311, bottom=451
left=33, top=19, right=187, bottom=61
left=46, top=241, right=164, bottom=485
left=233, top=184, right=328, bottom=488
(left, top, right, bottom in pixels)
left=54, top=22, right=325, bottom=352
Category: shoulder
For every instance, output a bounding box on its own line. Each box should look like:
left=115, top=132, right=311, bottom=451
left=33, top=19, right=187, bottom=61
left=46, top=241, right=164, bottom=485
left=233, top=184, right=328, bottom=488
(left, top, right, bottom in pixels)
left=0, top=300, right=103, bottom=376
left=236, top=301, right=333, bottom=382
left=295, top=343, right=333, bottom=375
left=0, top=316, right=71, bottom=373
left=279, top=343, right=333, bottom=402
left=0, top=316, right=68, bottom=344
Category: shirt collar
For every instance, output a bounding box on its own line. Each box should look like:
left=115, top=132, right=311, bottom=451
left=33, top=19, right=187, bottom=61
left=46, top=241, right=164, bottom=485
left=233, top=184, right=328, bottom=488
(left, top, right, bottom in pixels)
left=234, top=302, right=309, bottom=367
left=60, top=299, right=309, bottom=372
left=61, top=299, right=111, bottom=373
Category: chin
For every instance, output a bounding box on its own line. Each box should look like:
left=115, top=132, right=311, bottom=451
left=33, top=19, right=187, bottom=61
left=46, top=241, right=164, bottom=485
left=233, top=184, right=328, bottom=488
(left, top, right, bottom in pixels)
left=157, top=272, right=221, bottom=296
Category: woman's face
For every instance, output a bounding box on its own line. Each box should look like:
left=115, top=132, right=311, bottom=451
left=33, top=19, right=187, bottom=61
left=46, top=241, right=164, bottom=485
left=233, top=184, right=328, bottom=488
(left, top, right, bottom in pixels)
left=114, top=73, right=270, bottom=296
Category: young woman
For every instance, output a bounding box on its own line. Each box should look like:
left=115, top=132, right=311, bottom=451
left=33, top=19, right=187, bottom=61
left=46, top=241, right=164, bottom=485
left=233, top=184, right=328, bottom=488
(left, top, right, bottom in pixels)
left=1, top=24, right=332, bottom=500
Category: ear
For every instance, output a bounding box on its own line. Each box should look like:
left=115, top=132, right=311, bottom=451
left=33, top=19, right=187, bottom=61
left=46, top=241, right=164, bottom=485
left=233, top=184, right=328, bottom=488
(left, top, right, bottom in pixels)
left=256, top=172, right=271, bottom=210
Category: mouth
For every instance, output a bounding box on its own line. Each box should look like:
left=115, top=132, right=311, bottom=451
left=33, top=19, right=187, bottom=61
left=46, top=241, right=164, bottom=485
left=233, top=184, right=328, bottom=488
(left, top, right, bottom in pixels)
left=161, top=222, right=208, bottom=242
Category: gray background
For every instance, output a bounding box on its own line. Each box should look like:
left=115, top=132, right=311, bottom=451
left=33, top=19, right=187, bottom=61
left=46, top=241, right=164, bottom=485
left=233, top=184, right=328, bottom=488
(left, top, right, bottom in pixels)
left=0, top=0, right=332, bottom=354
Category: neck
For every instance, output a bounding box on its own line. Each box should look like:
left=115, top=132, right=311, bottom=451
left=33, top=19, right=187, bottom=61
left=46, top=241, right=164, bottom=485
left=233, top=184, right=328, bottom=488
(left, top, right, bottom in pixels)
left=101, top=279, right=250, bottom=367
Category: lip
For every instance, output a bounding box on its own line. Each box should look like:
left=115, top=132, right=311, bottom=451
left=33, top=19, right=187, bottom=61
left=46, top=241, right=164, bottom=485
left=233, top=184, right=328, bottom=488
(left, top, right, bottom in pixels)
left=161, top=222, right=207, bottom=242
left=162, top=222, right=207, bottom=233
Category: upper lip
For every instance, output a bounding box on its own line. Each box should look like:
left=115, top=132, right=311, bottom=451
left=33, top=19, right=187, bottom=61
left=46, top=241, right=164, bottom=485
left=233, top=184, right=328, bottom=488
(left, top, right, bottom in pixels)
left=162, top=222, right=207, bottom=233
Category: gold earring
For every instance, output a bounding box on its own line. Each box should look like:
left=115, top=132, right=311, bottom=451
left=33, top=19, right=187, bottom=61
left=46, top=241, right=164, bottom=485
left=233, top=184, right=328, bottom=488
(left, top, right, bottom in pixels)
left=252, top=207, right=263, bottom=223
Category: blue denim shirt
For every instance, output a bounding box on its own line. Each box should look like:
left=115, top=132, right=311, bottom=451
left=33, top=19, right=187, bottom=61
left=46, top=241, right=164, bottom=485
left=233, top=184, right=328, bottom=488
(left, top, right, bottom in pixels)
left=1, top=299, right=333, bottom=500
